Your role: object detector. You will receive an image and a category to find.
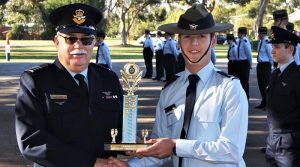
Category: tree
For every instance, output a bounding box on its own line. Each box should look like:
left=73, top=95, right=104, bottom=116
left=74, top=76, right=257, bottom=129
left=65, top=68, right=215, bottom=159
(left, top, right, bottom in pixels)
left=105, top=0, right=161, bottom=45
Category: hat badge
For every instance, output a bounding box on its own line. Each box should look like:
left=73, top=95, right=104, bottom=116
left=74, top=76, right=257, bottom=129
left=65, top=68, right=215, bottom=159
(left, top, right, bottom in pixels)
left=189, top=24, right=198, bottom=30
left=73, top=9, right=86, bottom=25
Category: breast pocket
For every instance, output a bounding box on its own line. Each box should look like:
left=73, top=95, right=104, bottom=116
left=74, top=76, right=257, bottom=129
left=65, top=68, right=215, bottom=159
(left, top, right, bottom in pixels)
left=165, top=108, right=182, bottom=133
left=45, top=93, right=73, bottom=114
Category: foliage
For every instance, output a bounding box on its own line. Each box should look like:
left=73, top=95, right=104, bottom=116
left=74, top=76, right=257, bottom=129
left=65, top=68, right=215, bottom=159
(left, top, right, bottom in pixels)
left=9, top=24, right=25, bottom=40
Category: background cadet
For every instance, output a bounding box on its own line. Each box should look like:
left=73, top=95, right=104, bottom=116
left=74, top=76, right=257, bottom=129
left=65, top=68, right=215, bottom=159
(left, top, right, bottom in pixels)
left=109, top=3, right=248, bottom=167
left=15, top=3, right=123, bottom=167
left=255, top=27, right=273, bottom=110
left=272, top=9, right=289, bottom=29
left=153, top=31, right=165, bottom=81
left=286, top=22, right=300, bottom=65
left=142, top=29, right=154, bottom=79
left=96, top=31, right=112, bottom=69
left=163, top=32, right=178, bottom=82
left=265, top=26, right=300, bottom=166
left=237, top=27, right=252, bottom=99
left=226, top=33, right=238, bottom=77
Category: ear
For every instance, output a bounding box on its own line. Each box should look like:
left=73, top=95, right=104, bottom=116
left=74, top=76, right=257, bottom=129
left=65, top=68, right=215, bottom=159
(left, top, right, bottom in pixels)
left=211, top=33, right=217, bottom=48
left=53, top=35, right=59, bottom=49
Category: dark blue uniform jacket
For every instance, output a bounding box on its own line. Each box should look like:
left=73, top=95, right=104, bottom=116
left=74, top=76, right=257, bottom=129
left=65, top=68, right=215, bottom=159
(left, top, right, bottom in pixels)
left=15, top=59, right=123, bottom=167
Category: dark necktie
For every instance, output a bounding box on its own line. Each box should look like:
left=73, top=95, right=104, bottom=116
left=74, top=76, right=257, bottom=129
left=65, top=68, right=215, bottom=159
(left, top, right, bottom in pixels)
left=74, top=74, right=89, bottom=97
left=257, top=40, right=263, bottom=62
left=237, top=40, right=241, bottom=60
left=227, top=45, right=231, bottom=60
left=179, top=74, right=200, bottom=167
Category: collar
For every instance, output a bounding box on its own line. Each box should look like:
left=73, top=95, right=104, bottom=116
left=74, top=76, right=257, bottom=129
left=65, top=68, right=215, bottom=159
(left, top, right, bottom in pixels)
left=68, top=68, right=88, bottom=79
left=183, top=61, right=214, bottom=85
left=279, top=59, right=294, bottom=73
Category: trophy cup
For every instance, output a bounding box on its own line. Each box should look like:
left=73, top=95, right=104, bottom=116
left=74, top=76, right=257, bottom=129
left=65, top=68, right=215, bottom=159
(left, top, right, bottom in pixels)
left=104, top=62, right=151, bottom=151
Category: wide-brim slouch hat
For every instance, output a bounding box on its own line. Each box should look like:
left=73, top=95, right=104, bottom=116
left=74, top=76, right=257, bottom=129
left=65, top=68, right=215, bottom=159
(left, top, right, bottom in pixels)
left=158, top=4, right=233, bottom=35
left=50, top=3, right=102, bottom=35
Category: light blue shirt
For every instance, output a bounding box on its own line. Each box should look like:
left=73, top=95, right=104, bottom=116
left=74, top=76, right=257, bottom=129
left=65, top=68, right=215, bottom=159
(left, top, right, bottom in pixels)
left=257, top=36, right=273, bottom=64
left=144, top=35, right=154, bottom=52
left=228, top=42, right=238, bottom=60
left=294, top=44, right=300, bottom=65
left=163, top=39, right=178, bottom=57
left=97, top=42, right=112, bottom=69
left=128, top=62, right=248, bottom=167
left=211, top=48, right=216, bottom=65
left=237, top=37, right=252, bottom=66
left=154, top=38, right=164, bottom=52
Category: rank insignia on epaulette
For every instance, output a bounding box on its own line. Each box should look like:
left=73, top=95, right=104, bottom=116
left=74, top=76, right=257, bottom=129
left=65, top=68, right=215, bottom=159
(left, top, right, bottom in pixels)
left=50, top=94, right=68, bottom=100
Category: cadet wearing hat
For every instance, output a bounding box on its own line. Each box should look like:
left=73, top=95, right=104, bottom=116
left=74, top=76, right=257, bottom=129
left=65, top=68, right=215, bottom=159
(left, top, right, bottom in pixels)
left=255, top=27, right=273, bottom=109
left=226, top=34, right=238, bottom=77
left=163, top=32, right=179, bottom=82
left=15, top=3, right=123, bottom=167
left=96, top=31, right=112, bottom=69
left=109, top=4, right=248, bottom=167
left=237, top=27, right=252, bottom=99
left=265, top=26, right=300, bottom=166
left=142, top=29, right=154, bottom=78
left=273, top=9, right=289, bottom=29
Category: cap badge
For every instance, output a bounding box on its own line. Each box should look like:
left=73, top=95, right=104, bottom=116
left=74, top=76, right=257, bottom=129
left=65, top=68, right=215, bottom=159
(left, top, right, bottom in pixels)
left=189, top=24, right=198, bottom=30
left=73, top=9, right=86, bottom=25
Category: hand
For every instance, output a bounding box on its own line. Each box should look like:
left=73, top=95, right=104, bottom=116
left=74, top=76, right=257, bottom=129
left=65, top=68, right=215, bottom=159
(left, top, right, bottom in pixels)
left=94, top=158, right=109, bottom=167
left=108, top=157, right=129, bottom=167
left=135, top=138, right=176, bottom=159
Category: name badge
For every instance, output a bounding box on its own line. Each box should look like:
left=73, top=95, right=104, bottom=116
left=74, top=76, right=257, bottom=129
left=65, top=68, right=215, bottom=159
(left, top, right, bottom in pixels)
left=50, top=94, right=68, bottom=100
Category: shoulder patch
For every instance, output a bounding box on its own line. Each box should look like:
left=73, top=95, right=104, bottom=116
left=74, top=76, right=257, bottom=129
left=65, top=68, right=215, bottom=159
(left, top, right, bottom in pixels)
left=163, top=75, right=180, bottom=90
left=217, top=71, right=237, bottom=80
left=243, top=39, right=247, bottom=43
left=25, top=63, right=52, bottom=73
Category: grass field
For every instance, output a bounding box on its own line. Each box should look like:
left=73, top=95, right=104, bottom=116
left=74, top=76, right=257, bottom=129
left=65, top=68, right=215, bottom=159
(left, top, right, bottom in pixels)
left=0, top=39, right=256, bottom=60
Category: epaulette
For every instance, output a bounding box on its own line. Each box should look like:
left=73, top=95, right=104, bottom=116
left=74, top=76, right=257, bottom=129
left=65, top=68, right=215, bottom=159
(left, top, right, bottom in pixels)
left=217, top=71, right=237, bottom=80
left=162, top=75, right=180, bottom=90
left=232, top=45, right=235, bottom=48
left=91, top=63, right=111, bottom=71
left=25, top=63, right=52, bottom=73
left=265, top=39, right=269, bottom=42
left=243, top=39, right=247, bottom=43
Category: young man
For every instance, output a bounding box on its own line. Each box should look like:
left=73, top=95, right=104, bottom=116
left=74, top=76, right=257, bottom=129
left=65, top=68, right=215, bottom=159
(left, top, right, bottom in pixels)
left=256, top=27, right=273, bottom=109
left=142, top=29, right=154, bottom=78
left=96, top=31, right=112, bottom=69
left=265, top=26, right=300, bottom=166
left=109, top=4, right=248, bottom=167
left=226, top=34, right=238, bottom=77
left=15, top=3, right=123, bottom=167
left=236, top=27, right=252, bottom=99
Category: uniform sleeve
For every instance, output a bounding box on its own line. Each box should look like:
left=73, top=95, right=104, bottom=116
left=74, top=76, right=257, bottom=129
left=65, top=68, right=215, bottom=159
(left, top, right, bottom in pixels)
left=15, top=72, right=95, bottom=167
left=266, top=43, right=273, bottom=65
left=104, top=44, right=112, bottom=69
left=170, top=41, right=179, bottom=58
left=244, top=40, right=252, bottom=67
left=175, top=79, right=248, bottom=164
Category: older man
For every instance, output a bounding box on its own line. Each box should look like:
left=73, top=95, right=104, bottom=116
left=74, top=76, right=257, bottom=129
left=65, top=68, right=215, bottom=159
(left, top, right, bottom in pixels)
left=15, top=3, right=123, bottom=167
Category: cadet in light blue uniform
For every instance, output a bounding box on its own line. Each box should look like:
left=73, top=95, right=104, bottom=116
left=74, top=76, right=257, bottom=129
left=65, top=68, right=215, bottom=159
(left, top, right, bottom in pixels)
left=163, top=32, right=178, bottom=82
left=96, top=31, right=112, bottom=69
left=256, top=27, right=273, bottom=109
left=109, top=4, right=248, bottom=167
left=286, top=22, right=300, bottom=65
left=237, top=27, right=252, bottom=99
left=226, top=34, right=238, bottom=77
left=153, top=31, right=165, bottom=81
left=142, top=29, right=154, bottom=78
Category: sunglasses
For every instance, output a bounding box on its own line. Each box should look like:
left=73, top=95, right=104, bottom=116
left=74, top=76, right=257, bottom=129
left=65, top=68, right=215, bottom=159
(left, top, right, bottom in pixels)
left=58, top=34, right=95, bottom=45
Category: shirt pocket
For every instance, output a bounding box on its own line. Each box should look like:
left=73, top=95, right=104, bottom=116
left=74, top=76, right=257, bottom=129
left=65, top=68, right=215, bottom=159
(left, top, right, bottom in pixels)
left=165, top=108, right=182, bottom=133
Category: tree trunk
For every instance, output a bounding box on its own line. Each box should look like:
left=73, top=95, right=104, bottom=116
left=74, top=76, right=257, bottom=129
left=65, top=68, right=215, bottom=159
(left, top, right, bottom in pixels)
left=255, top=0, right=268, bottom=38
left=120, top=8, right=128, bottom=45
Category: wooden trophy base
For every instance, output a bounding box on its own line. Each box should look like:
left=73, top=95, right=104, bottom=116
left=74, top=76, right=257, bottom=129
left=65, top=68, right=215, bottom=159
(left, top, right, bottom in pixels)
left=104, top=143, right=151, bottom=151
